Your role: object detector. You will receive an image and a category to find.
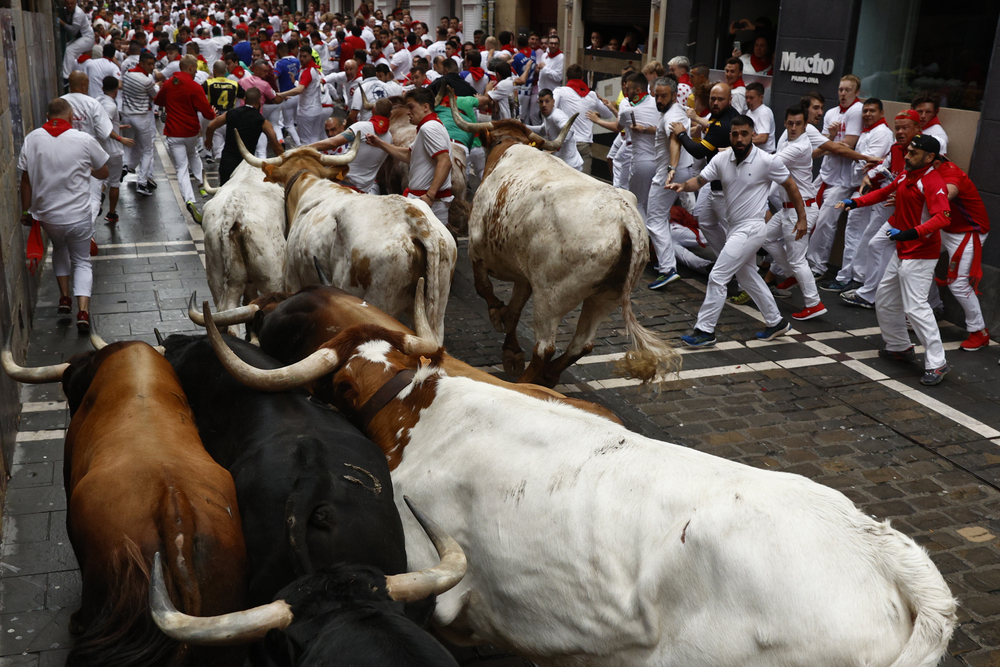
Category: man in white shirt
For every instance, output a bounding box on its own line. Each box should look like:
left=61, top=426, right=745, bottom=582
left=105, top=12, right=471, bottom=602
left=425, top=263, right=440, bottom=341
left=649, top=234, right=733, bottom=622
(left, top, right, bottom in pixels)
left=808, top=74, right=863, bottom=278
left=744, top=82, right=774, bottom=152
left=193, top=26, right=220, bottom=67
left=366, top=87, right=453, bottom=226
left=618, top=72, right=660, bottom=218
left=537, top=35, right=563, bottom=93
left=85, top=45, right=123, bottom=97
left=61, top=0, right=95, bottom=79
left=724, top=57, right=747, bottom=114
left=486, top=61, right=514, bottom=120
left=96, top=76, right=127, bottom=224
left=121, top=51, right=158, bottom=193
left=19, top=98, right=109, bottom=329
left=911, top=91, right=949, bottom=155
left=761, top=104, right=825, bottom=320
left=668, top=115, right=806, bottom=347
left=426, top=27, right=449, bottom=62
left=390, top=35, right=412, bottom=81
left=552, top=63, right=612, bottom=175
left=527, top=89, right=581, bottom=170
left=350, top=64, right=392, bottom=123
left=644, top=76, right=705, bottom=289
left=308, top=97, right=392, bottom=193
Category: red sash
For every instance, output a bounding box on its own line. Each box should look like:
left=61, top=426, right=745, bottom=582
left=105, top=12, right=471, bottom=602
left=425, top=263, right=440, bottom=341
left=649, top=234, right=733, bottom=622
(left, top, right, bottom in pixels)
left=936, top=231, right=983, bottom=294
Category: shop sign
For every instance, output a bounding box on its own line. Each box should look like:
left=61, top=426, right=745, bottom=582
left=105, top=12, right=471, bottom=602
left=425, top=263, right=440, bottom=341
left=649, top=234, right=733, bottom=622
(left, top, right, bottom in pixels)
left=779, top=51, right=836, bottom=84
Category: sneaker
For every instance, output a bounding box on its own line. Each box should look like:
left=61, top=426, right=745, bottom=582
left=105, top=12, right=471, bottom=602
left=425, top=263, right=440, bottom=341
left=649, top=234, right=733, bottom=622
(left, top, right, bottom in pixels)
left=840, top=290, right=874, bottom=309
left=136, top=182, right=153, bottom=196
left=120, top=167, right=128, bottom=181
left=58, top=296, right=72, bottom=314
left=146, top=179, right=158, bottom=189
left=933, top=306, right=946, bottom=321
left=105, top=211, right=119, bottom=224
left=792, top=303, right=827, bottom=321
left=204, top=155, right=216, bottom=164
left=126, top=165, right=135, bottom=174
left=878, top=346, right=916, bottom=362
left=770, top=284, right=792, bottom=298
left=920, top=363, right=951, bottom=386
left=729, top=290, right=751, bottom=305
left=961, top=329, right=990, bottom=351
left=681, top=329, right=716, bottom=348
left=819, top=278, right=852, bottom=292
left=649, top=270, right=680, bottom=290
left=775, top=276, right=798, bottom=290
left=199, top=188, right=209, bottom=197
left=76, top=311, right=90, bottom=334
left=755, top=319, right=792, bottom=341
left=186, top=201, right=203, bottom=225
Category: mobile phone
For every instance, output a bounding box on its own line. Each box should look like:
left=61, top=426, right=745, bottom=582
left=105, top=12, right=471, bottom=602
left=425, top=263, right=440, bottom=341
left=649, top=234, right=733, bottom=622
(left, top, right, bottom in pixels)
left=734, top=40, right=741, bottom=53
left=629, top=111, right=636, bottom=127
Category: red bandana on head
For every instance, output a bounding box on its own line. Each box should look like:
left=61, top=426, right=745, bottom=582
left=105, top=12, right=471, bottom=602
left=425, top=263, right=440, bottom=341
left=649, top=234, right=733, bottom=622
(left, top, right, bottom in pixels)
left=43, top=119, right=73, bottom=137
left=370, top=115, right=390, bottom=133
left=566, top=79, right=589, bottom=97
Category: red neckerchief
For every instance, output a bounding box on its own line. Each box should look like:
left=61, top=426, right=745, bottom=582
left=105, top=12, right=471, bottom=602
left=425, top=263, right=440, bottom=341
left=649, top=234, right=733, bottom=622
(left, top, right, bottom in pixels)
left=172, top=53, right=182, bottom=61
left=408, top=43, right=422, bottom=52
left=232, top=66, right=245, bottom=78
left=416, top=112, right=441, bottom=130
left=732, top=77, right=745, bottom=89
left=517, top=47, right=532, bottom=58
left=43, top=119, right=73, bottom=137
left=546, top=49, right=562, bottom=57
left=197, top=54, right=207, bottom=63
left=370, top=114, right=390, bottom=133
left=923, top=116, right=942, bottom=130
left=566, top=78, right=589, bottom=97
left=677, top=73, right=691, bottom=85
left=905, top=163, right=932, bottom=183
left=749, top=54, right=771, bottom=73
left=129, top=65, right=146, bottom=73
left=631, top=91, right=648, bottom=105
left=501, top=44, right=514, bottom=53
left=467, top=66, right=485, bottom=81
left=839, top=97, right=859, bottom=113
left=862, top=117, right=888, bottom=133
left=77, top=53, right=91, bottom=63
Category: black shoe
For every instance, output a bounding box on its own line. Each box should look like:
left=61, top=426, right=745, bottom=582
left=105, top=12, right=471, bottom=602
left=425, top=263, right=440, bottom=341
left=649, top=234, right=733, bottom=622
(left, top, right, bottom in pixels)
left=146, top=179, right=157, bottom=189
left=105, top=211, right=119, bottom=224
left=878, top=346, right=916, bottom=362
left=136, top=182, right=153, bottom=196
left=121, top=167, right=128, bottom=181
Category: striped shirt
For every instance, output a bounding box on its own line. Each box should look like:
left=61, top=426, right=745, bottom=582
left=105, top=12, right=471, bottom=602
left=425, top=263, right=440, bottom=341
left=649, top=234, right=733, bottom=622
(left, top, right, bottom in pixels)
left=121, top=67, right=156, bottom=115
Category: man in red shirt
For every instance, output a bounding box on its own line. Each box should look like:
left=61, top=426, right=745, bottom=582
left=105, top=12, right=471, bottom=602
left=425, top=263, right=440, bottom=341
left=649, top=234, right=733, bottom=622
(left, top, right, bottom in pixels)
left=154, top=55, right=216, bottom=223
left=932, top=157, right=990, bottom=350
left=840, top=135, right=952, bottom=385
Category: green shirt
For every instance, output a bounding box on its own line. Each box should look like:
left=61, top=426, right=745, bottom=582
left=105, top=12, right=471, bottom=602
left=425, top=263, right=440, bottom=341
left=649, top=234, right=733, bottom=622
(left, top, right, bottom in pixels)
left=436, top=97, right=482, bottom=150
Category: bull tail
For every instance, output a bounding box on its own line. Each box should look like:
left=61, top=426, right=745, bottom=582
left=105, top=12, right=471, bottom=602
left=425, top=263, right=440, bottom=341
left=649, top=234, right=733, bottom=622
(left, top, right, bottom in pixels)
left=615, top=206, right=680, bottom=385
left=65, top=538, right=177, bottom=667
left=413, top=215, right=456, bottom=347
left=877, top=522, right=957, bottom=667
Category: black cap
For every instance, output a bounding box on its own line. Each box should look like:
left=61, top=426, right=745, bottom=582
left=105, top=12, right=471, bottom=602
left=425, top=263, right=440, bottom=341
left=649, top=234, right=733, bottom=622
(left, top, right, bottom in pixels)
left=911, top=134, right=941, bottom=156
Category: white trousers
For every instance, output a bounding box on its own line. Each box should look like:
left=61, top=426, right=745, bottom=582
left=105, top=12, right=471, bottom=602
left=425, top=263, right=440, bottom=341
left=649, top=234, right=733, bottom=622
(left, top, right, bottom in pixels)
left=856, top=220, right=895, bottom=303
left=837, top=200, right=890, bottom=285
left=123, top=112, right=156, bottom=184
left=806, top=185, right=852, bottom=275
left=166, top=135, right=203, bottom=203
left=876, top=255, right=946, bottom=370
left=763, top=203, right=821, bottom=307
left=42, top=219, right=95, bottom=297
left=645, top=167, right=693, bottom=274
left=940, top=231, right=989, bottom=332
left=695, top=187, right=728, bottom=254
left=695, top=219, right=781, bottom=333
left=211, top=126, right=226, bottom=161
left=263, top=101, right=283, bottom=143
left=669, top=224, right=713, bottom=271
left=628, top=159, right=657, bottom=219
left=297, top=111, right=328, bottom=146
left=63, top=35, right=94, bottom=79
left=282, top=99, right=300, bottom=144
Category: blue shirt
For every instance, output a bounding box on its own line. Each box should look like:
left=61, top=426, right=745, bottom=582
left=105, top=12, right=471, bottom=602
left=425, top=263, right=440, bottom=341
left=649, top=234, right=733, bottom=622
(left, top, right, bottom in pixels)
left=275, top=56, right=300, bottom=92
left=511, top=51, right=536, bottom=91
left=233, top=40, right=253, bottom=66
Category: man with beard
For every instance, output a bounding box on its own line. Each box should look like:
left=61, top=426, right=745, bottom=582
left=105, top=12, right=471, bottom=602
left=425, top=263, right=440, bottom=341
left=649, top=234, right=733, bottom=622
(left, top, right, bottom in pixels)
left=667, top=115, right=806, bottom=347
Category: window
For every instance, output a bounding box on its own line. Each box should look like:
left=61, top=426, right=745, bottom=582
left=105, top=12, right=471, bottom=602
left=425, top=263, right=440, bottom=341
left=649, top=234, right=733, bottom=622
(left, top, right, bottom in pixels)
left=852, top=0, right=999, bottom=111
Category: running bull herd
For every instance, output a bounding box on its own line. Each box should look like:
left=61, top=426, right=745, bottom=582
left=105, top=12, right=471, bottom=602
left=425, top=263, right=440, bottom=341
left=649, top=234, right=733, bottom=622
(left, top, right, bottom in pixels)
left=2, top=91, right=958, bottom=667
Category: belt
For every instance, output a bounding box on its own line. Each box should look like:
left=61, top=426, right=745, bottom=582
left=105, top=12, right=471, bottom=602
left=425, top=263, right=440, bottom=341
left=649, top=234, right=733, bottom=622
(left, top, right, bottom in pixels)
left=404, top=188, right=452, bottom=199
left=782, top=198, right=816, bottom=209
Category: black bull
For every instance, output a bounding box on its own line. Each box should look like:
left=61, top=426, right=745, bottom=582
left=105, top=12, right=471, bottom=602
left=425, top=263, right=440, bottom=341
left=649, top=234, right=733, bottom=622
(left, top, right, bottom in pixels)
left=161, top=334, right=407, bottom=607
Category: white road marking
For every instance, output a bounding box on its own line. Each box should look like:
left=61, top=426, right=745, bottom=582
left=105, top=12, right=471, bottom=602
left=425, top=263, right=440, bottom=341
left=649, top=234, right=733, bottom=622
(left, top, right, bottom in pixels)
left=22, top=401, right=67, bottom=413
left=16, top=429, right=65, bottom=442
left=880, top=379, right=1000, bottom=439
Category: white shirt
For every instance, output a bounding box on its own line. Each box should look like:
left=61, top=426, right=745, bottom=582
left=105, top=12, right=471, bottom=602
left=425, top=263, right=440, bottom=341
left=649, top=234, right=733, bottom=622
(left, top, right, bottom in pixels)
left=699, top=145, right=791, bottom=224
left=68, top=6, right=94, bottom=41
left=488, top=78, right=514, bottom=119
left=390, top=47, right=412, bottom=80
left=818, top=99, right=863, bottom=187
left=85, top=58, right=122, bottom=98
left=618, top=94, right=658, bottom=162
left=97, top=94, right=124, bottom=157
left=745, top=102, right=775, bottom=153
left=193, top=36, right=220, bottom=66
left=351, top=77, right=392, bottom=121
left=361, top=26, right=376, bottom=48
left=537, top=51, right=563, bottom=92
left=62, top=92, right=114, bottom=153
left=528, top=108, right=581, bottom=170
left=120, top=54, right=140, bottom=75
left=770, top=131, right=816, bottom=203
left=296, top=64, right=325, bottom=115
left=852, top=121, right=893, bottom=187
left=730, top=85, right=747, bottom=114
left=408, top=117, right=452, bottom=194
left=340, top=120, right=391, bottom=192
left=464, top=71, right=490, bottom=94
left=653, top=102, right=692, bottom=185
left=553, top=86, right=611, bottom=144
left=19, top=126, right=109, bottom=224
left=921, top=123, right=949, bottom=156
left=426, top=40, right=448, bottom=61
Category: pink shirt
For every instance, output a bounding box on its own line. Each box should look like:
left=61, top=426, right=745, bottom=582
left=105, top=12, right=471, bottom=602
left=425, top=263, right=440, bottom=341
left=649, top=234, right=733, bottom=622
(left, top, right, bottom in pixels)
left=239, top=74, right=276, bottom=102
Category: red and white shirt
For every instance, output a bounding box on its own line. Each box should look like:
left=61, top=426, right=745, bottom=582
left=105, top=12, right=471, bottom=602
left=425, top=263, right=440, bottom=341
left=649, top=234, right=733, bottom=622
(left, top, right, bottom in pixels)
left=407, top=113, right=452, bottom=197
left=296, top=61, right=324, bottom=115
left=854, top=164, right=951, bottom=259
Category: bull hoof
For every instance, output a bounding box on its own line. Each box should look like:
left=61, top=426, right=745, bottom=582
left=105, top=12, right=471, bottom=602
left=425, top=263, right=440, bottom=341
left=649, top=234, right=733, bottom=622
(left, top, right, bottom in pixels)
left=502, top=348, right=525, bottom=377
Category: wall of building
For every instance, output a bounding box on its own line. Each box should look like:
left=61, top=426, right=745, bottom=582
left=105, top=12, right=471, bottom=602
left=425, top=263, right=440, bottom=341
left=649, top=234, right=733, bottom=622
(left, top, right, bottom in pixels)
left=0, top=4, right=58, bottom=514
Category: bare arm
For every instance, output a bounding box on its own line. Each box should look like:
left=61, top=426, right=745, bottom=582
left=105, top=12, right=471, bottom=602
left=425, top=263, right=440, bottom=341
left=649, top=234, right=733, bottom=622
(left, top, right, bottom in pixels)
left=813, top=139, right=877, bottom=163
left=204, top=112, right=227, bottom=148
left=365, top=133, right=410, bottom=162
left=666, top=134, right=681, bottom=184
left=751, top=132, right=769, bottom=147
left=308, top=132, right=349, bottom=152
left=665, top=173, right=707, bottom=193
left=586, top=110, right=620, bottom=132
left=20, top=171, right=32, bottom=226
left=946, top=183, right=959, bottom=200
left=92, top=162, right=110, bottom=180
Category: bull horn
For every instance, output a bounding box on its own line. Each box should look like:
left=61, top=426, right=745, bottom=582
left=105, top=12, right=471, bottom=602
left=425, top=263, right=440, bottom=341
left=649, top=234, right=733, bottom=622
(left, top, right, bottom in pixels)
left=150, top=552, right=293, bottom=645
left=384, top=497, right=467, bottom=603
left=1, top=332, right=68, bottom=384
left=433, top=84, right=445, bottom=109
left=360, top=83, right=374, bottom=111
left=188, top=291, right=260, bottom=327
left=89, top=322, right=108, bottom=350
left=540, top=112, right=579, bottom=152
left=236, top=131, right=281, bottom=169
left=448, top=89, right=492, bottom=133
left=204, top=302, right=340, bottom=392
left=201, top=171, right=219, bottom=195
left=313, top=257, right=332, bottom=286
left=412, top=277, right=434, bottom=340
left=402, top=334, right=440, bottom=356
left=154, top=328, right=165, bottom=346
left=318, top=133, right=360, bottom=166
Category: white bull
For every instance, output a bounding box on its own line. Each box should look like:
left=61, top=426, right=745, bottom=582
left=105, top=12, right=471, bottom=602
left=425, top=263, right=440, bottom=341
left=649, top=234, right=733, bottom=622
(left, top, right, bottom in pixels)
left=235, top=134, right=457, bottom=346
left=453, top=104, right=677, bottom=387
left=201, top=162, right=286, bottom=312
left=205, top=323, right=958, bottom=667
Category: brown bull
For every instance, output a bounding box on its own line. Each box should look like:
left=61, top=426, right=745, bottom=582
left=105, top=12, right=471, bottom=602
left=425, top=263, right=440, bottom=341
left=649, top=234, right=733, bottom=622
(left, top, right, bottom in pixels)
left=2, top=341, right=248, bottom=667
left=188, top=281, right=623, bottom=424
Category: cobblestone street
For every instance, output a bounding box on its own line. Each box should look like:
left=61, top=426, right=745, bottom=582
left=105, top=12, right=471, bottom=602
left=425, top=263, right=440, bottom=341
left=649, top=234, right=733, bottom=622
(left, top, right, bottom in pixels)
left=2, top=143, right=1000, bottom=666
